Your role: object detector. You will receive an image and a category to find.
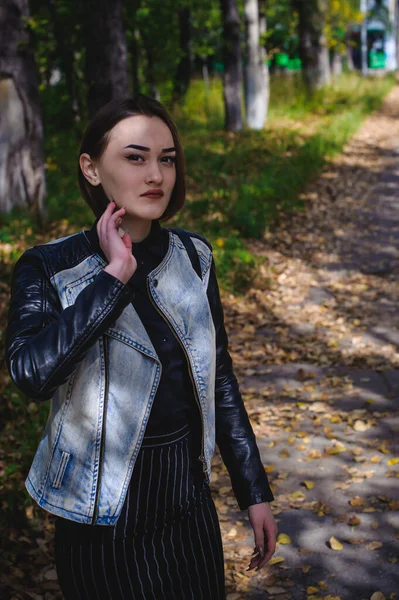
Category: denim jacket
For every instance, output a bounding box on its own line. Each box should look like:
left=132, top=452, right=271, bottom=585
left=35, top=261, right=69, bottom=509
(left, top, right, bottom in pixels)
left=5, top=219, right=274, bottom=525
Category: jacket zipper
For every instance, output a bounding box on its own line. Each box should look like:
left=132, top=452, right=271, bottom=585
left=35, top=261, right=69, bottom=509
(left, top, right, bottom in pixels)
left=146, top=279, right=208, bottom=478
left=91, top=335, right=109, bottom=524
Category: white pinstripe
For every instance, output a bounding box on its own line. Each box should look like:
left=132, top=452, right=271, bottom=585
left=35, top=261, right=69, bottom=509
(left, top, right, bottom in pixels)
left=101, top=541, right=112, bottom=597
left=169, top=442, right=185, bottom=599
left=89, top=541, right=100, bottom=600
left=184, top=442, right=203, bottom=600
left=160, top=446, right=174, bottom=592
left=143, top=423, right=188, bottom=438
left=178, top=439, right=194, bottom=600
left=198, top=495, right=221, bottom=599
left=122, top=538, right=135, bottom=597
left=152, top=447, right=165, bottom=597
left=204, top=498, right=225, bottom=593
left=123, top=484, right=131, bottom=538
left=112, top=537, right=125, bottom=599
left=79, top=542, right=90, bottom=600
left=70, top=544, right=81, bottom=599
left=142, top=448, right=156, bottom=599
left=120, top=482, right=135, bottom=596
left=193, top=499, right=212, bottom=598
left=133, top=454, right=146, bottom=598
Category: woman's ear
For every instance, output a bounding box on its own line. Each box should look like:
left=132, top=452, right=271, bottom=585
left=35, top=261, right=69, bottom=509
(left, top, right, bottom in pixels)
left=79, top=153, right=101, bottom=186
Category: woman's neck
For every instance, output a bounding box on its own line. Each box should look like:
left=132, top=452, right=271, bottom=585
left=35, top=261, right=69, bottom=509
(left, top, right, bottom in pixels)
left=119, top=217, right=152, bottom=243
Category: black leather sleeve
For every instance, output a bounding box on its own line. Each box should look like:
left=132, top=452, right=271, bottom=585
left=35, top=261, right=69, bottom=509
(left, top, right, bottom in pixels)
left=5, top=248, right=135, bottom=401
left=206, top=258, right=274, bottom=510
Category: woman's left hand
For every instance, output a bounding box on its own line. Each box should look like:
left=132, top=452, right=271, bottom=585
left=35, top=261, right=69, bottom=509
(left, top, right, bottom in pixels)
left=246, top=502, right=278, bottom=571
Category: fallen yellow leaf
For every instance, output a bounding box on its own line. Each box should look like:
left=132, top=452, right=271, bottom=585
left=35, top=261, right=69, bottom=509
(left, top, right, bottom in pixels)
left=387, top=458, right=399, bottom=466
left=349, top=496, right=366, bottom=507
left=366, top=541, right=383, bottom=550
left=277, top=533, right=292, bottom=544
left=348, top=515, right=361, bottom=526
left=303, top=480, right=314, bottom=490
left=370, top=593, right=386, bottom=600
left=279, top=449, right=291, bottom=458
left=268, top=556, right=285, bottom=566
left=307, top=586, right=319, bottom=594
left=325, top=442, right=347, bottom=455
left=353, top=420, right=370, bottom=432
left=370, top=455, right=381, bottom=463
left=290, top=491, right=306, bottom=501
left=379, top=441, right=391, bottom=455
left=329, top=536, right=343, bottom=550
left=307, top=450, right=322, bottom=459
left=317, top=580, right=328, bottom=590
left=264, top=465, right=275, bottom=473
left=330, top=415, right=342, bottom=424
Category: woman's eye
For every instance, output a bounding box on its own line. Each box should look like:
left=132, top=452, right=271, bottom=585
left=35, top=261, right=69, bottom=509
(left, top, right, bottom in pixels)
left=127, top=154, right=144, bottom=162
left=162, top=156, right=176, bottom=164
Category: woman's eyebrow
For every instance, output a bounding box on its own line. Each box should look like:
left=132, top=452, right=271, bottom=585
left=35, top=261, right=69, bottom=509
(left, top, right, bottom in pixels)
left=124, top=144, right=176, bottom=152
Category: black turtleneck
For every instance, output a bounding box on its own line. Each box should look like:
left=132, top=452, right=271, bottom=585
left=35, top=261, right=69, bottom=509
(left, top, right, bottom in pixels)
left=86, top=218, right=200, bottom=437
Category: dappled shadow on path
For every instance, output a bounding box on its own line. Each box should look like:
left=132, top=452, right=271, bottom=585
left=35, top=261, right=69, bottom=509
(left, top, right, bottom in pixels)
left=218, top=87, right=399, bottom=599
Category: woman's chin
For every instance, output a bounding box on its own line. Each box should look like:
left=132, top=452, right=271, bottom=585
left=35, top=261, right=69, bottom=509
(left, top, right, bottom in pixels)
left=130, top=205, right=169, bottom=221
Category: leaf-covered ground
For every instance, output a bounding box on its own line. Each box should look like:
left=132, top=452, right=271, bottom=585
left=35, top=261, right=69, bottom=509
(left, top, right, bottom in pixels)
left=1, top=86, right=399, bottom=599
left=214, top=86, right=399, bottom=600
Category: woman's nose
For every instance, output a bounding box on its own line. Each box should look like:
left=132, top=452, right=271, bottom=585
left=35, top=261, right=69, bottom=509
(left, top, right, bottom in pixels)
left=146, top=161, right=163, bottom=185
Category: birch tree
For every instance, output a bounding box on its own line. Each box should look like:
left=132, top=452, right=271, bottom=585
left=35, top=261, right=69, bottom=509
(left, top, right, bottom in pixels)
left=293, top=0, right=331, bottom=93
left=220, top=0, right=243, bottom=131
left=0, top=0, right=46, bottom=217
left=83, top=0, right=130, bottom=117
left=244, top=0, right=269, bottom=129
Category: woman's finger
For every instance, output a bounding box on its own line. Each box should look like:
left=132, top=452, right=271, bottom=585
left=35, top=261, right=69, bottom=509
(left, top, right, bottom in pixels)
left=106, top=206, right=126, bottom=235
left=255, top=528, right=277, bottom=570
left=98, top=201, right=114, bottom=243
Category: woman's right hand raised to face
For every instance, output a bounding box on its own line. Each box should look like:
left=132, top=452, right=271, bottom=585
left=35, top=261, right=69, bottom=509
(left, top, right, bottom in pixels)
left=99, top=201, right=137, bottom=285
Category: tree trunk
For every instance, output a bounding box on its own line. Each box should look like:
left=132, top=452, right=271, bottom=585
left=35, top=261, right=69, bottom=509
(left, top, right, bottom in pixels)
left=173, top=7, right=192, bottom=104
left=331, top=50, right=343, bottom=75
left=244, top=0, right=269, bottom=129
left=0, top=0, right=46, bottom=218
left=293, top=0, right=331, bottom=94
left=395, top=0, right=399, bottom=72
left=84, top=0, right=130, bottom=118
left=48, top=0, right=83, bottom=126
left=144, top=44, right=160, bottom=100
left=220, top=0, right=243, bottom=131
left=131, top=29, right=140, bottom=94
left=129, top=0, right=141, bottom=95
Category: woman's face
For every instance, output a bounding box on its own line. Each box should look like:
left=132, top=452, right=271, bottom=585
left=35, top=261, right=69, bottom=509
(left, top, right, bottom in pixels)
left=89, top=115, right=176, bottom=222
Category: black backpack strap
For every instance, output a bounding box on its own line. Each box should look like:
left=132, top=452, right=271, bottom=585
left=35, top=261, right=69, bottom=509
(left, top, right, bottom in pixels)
left=169, top=228, right=203, bottom=280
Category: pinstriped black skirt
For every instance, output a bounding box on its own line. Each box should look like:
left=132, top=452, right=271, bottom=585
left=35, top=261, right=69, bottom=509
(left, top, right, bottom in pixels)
left=54, top=423, right=226, bottom=599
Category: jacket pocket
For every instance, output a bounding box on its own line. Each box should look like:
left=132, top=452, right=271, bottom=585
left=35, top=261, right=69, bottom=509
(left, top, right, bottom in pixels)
left=52, top=451, right=71, bottom=489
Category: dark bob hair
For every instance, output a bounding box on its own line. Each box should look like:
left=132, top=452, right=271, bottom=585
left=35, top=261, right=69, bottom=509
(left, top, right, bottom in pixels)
left=78, top=94, right=185, bottom=221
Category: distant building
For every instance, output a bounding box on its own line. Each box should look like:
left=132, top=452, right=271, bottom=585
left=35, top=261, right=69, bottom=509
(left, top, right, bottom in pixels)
left=351, top=0, right=397, bottom=71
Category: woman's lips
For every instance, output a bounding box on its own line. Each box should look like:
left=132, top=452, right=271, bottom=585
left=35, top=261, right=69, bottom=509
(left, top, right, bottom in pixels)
left=141, top=189, right=164, bottom=198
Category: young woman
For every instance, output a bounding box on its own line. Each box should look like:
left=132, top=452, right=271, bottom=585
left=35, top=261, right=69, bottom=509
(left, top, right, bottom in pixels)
left=6, top=94, right=277, bottom=600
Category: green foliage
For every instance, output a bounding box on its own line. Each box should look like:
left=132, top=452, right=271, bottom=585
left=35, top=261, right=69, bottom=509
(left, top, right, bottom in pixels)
left=212, top=234, right=259, bottom=293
